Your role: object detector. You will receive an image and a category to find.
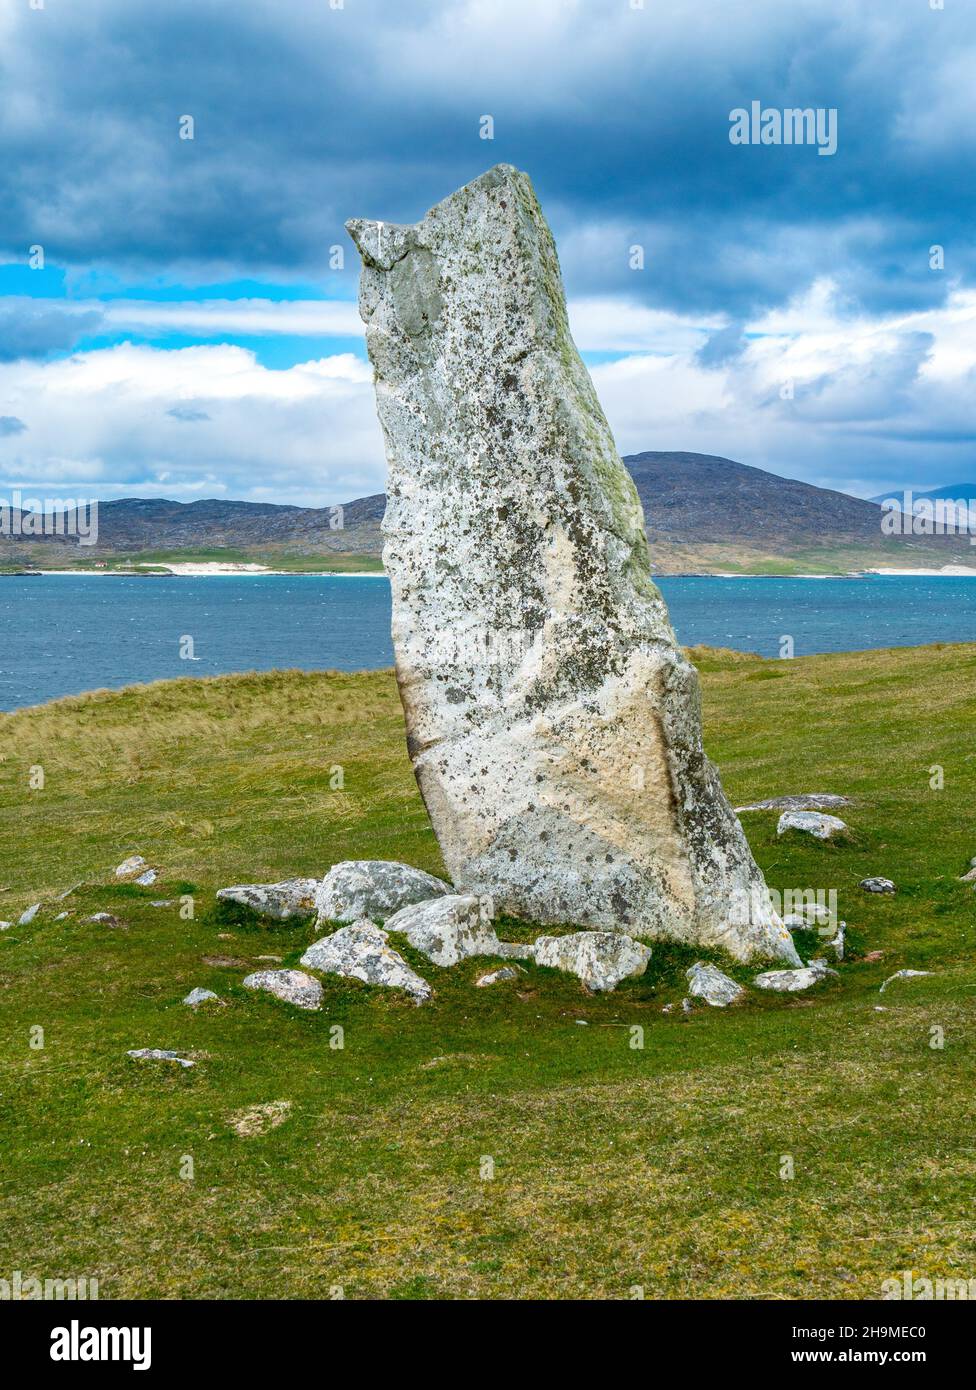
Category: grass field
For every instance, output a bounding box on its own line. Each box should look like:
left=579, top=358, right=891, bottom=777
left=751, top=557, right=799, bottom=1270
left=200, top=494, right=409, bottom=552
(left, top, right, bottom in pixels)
left=1, top=646, right=974, bottom=1299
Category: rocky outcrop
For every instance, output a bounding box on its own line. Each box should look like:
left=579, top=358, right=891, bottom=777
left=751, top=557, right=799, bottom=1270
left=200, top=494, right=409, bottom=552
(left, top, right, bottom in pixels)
left=314, top=861, right=449, bottom=926
left=348, top=164, right=797, bottom=966
left=242, top=968, right=323, bottom=1011
left=301, top=921, right=432, bottom=1003
left=217, top=878, right=319, bottom=920
left=533, top=931, right=651, bottom=991
left=384, top=894, right=501, bottom=966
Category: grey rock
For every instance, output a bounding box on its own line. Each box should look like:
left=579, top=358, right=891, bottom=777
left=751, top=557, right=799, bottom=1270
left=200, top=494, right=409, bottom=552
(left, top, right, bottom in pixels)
left=347, top=164, right=797, bottom=967
left=301, top=920, right=432, bottom=1003
left=183, top=987, right=222, bottom=1008
left=85, top=912, right=122, bottom=927
left=18, top=903, right=41, bottom=926
left=0, top=921, right=11, bottom=931
left=54, top=912, right=69, bottom=922
left=534, top=931, right=651, bottom=992
left=777, top=811, right=848, bottom=839
left=150, top=899, right=174, bottom=908
left=242, top=968, right=323, bottom=1011
left=115, top=855, right=148, bottom=879
left=754, top=958, right=838, bottom=992
left=495, top=940, right=537, bottom=961
left=314, top=861, right=449, bottom=926
left=735, top=794, right=851, bottom=812
left=860, top=877, right=895, bottom=894
left=879, top=969, right=933, bottom=994
left=958, top=866, right=976, bottom=883
left=127, top=1048, right=194, bottom=1068
left=134, top=869, right=158, bottom=887
left=686, top=961, right=746, bottom=1007
left=475, top=965, right=523, bottom=987
left=217, top=878, right=319, bottom=921
left=56, top=882, right=83, bottom=900
left=384, top=894, right=501, bottom=966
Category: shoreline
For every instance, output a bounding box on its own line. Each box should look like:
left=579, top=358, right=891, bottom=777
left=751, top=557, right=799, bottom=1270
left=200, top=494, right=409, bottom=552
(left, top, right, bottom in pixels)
left=5, top=563, right=976, bottom=580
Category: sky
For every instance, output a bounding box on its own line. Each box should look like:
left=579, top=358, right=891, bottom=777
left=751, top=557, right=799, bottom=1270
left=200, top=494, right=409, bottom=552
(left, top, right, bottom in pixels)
left=0, top=0, right=974, bottom=507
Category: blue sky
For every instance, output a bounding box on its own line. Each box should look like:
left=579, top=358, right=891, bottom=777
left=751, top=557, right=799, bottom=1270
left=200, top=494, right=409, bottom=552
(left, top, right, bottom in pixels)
left=0, top=0, right=973, bottom=506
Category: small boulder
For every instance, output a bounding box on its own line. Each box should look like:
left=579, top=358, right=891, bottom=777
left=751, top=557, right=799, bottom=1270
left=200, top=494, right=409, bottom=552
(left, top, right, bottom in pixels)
left=0, top=921, right=11, bottom=931
left=860, top=877, right=895, bottom=894
left=85, top=912, right=123, bottom=927
left=115, top=855, right=150, bottom=880
left=686, top=961, right=746, bottom=1007
left=735, top=794, right=850, bottom=812
left=242, top=968, right=323, bottom=1011
left=879, top=969, right=932, bottom=994
left=384, top=894, right=500, bottom=966
left=533, top=931, right=651, bottom=992
left=134, top=869, right=158, bottom=887
left=475, top=966, right=523, bottom=987
left=754, top=958, right=838, bottom=992
left=300, top=921, right=432, bottom=1003
left=314, top=860, right=449, bottom=926
left=183, top=988, right=223, bottom=1008
left=216, top=878, right=319, bottom=920
left=127, top=1048, right=194, bottom=1069
left=18, top=903, right=41, bottom=926
left=777, top=811, right=848, bottom=840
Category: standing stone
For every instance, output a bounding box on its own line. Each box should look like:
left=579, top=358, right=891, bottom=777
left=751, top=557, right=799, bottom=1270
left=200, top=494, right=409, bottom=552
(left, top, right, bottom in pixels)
left=348, top=164, right=797, bottom=965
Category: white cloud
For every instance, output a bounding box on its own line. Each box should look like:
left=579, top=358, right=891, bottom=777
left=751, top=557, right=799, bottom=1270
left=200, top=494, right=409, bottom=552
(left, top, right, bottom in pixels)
left=0, top=343, right=384, bottom=505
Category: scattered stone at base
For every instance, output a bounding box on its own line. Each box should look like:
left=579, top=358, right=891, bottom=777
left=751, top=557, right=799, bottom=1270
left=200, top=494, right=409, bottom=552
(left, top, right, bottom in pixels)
left=384, top=894, right=501, bottom=966
left=859, top=877, right=895, bottom=894
left=314, top=861, right=450, bottom=927
left=242, top=968, right=323, bottom=1011
left=301, top=921, right=432, bottom=1004
left=735, top=794, right=850, bottom=813
left=754, top=958, right=838, bottom=992
left=216, top=878, right=319, bottom=920
left=686, top=961, right=746, bottom=1007
left=533, top=931, right=651, bottom=992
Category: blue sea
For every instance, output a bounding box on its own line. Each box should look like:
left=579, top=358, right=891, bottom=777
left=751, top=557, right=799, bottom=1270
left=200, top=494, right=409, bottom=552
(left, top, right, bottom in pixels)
left=2, top=573, right=976, bottom=713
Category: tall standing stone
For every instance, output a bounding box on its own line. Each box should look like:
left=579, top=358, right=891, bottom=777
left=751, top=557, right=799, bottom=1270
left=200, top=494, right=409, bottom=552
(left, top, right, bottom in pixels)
left=347, top=165, right=798, bottom=964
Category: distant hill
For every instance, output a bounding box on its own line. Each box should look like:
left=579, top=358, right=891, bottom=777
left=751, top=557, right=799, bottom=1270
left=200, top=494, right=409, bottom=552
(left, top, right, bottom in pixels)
left=3, top=452, right=974, bottom=574
left=870, top=483, right=976, bottom=510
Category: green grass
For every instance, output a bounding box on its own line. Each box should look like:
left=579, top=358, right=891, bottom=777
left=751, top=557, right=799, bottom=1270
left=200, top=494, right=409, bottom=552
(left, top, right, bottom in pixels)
left=1, top=648, right=974, bottom=1299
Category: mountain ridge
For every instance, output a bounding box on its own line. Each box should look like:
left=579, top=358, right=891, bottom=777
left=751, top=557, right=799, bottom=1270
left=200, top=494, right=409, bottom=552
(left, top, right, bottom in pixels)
left=3, top=453, right=974, bottom=574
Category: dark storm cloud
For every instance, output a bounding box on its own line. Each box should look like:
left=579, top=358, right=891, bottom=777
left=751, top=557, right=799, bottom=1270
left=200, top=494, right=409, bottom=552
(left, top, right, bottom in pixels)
left=1, top=0, right=972, bottom=316
left=0, top=301, right=104, bottom=360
